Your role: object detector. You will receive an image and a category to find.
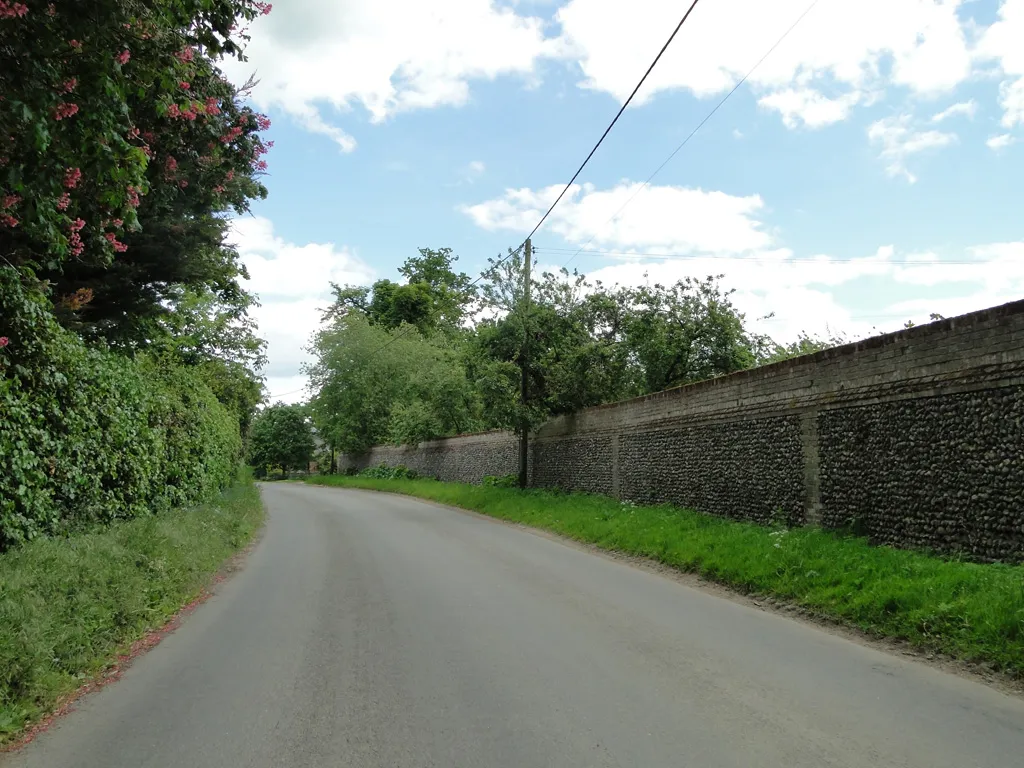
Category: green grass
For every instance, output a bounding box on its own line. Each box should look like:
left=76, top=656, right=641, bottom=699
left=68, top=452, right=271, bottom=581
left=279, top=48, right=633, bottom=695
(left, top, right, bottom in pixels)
left=0, top=471, right=265, bottom=744
left=307, top=475, right=1024, bottom=676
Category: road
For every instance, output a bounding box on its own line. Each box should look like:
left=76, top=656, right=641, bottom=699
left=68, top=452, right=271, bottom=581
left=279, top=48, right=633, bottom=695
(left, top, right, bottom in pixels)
left=5, top=482, right=1024, bottom=767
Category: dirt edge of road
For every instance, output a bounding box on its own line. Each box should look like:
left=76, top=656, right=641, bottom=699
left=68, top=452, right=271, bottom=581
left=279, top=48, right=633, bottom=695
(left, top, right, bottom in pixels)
left=0, top=518, right=267, bottom=756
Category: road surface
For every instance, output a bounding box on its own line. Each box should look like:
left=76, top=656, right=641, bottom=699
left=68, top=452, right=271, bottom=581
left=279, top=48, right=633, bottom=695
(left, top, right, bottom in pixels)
left=5, top=482, right=1024, bottom=767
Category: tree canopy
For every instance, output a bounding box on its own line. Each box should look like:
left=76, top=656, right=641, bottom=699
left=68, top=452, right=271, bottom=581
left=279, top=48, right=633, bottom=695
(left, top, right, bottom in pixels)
left=303, top=245, right=841, bottom=457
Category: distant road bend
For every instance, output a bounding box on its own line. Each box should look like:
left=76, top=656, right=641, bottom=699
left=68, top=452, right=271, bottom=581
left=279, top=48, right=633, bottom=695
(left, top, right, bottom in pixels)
left=6, top=482, right=1024, bottom=767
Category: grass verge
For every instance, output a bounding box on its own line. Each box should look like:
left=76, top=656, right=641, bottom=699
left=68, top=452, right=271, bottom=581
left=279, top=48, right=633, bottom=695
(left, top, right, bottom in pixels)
left=306, top=475, right=1024, bottom=677
left=0, top=470, right=264, bottom=744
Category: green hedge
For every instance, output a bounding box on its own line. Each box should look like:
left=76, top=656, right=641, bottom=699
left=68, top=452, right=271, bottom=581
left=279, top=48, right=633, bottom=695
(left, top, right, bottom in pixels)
left=0, top=267, right=241, bottom=548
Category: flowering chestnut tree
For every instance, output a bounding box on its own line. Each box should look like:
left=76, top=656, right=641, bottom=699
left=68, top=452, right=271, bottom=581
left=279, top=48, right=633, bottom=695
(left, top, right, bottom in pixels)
left=0, top=0, right=273, bottom=275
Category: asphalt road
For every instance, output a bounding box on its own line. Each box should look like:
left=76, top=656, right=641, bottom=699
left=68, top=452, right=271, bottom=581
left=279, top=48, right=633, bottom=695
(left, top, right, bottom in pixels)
left=6, top=482, right=1024, bottom=768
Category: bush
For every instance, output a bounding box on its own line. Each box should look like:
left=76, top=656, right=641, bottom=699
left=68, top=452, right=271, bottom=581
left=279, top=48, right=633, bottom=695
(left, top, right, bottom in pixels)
left=483, top=474, right=519, bottom=488
left=359, top=464, right=420, bottom=480
left=0, top=269, right=241, bottom=549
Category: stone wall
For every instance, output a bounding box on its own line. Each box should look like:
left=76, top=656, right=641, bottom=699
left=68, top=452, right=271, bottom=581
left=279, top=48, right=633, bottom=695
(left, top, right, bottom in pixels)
left=343, top=299, right=1024, bottom=561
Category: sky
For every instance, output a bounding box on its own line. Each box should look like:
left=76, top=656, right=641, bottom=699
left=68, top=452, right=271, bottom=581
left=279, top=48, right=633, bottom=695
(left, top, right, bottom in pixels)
left=220, top=0, right=1024, bottom=403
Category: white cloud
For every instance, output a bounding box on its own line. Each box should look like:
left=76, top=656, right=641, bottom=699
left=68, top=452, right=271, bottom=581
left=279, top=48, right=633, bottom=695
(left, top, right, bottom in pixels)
left=758, top=88, right=861, bottom=128
left=977, top=0, right=1024, bottom=127
left=867, top=114, right=958, bottom=182
left=231, top=216, right=375, bottom=400
left=468, top=160, right=487, bottom=174
left=554, top=0, right=972, bottom=128
left=986, top=132, right=1017, bottom=149
left=930, top=99, right=977, bottom=122
left=461, top=181, right=772, bottom=254
left=223, top=0, right=559, bottom=148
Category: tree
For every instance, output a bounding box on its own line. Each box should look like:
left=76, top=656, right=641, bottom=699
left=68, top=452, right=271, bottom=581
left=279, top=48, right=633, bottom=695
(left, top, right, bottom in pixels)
left=248, top=403, right=315, bottom=478
left=755, top=328, right=849, bottom=365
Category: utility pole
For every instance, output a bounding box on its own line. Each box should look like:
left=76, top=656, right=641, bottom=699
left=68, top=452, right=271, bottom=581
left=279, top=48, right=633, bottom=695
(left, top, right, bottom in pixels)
left=518, top=238, right=532, bottom=489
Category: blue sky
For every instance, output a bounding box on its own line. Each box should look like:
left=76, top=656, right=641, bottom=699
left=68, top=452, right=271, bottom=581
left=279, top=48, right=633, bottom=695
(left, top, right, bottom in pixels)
left=221, top=0, right=1024, bottom=401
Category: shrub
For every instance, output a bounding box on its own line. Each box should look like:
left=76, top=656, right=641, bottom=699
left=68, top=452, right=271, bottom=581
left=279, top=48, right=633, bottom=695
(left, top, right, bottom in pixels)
left=0, top=268, right=241, bottom=548
left=359, top=464, right=420, bottom=480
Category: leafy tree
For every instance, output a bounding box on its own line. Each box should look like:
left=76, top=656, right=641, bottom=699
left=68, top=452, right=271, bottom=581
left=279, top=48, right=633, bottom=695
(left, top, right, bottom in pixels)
left=248, top=403, right=315, bottom=478
left=755, top=328, right=849, bottom=365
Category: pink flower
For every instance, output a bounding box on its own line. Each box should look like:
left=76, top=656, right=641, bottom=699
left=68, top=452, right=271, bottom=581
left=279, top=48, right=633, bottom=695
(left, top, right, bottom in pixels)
left=225, top=169, right=234, bottom=182
left=213, top=185, right=225, bottom=194
left=1, top=194, right=19, bottom=209
left=57, top=192, right=71, bottom=210
left=61, top=78, right=77, bottom=93
left=179, top=81, right=190, bottom=90
left=0, top=214, right=17, bottom=228
left=0, top=337, right=9, bottom=348
left=256, top=114, right=271, bottom=131
left=68, top=39, right=81, bottom=49
left=64, top=167, right=82, bottom=189
left=127, top=126, right=140, bottom=140
left=256, top=1, right=272, bottom=15
left=112, top=218, right=123, bottom=227
left=165, top=156, right=178, bottom=172
left=178, top=179, right=189, bottom=189
left=0, top=2, right=29, bottom=19
left=69, top=218, right=85, bottom=232
left=205, top=97, right=220, bottom=115
left=220, top=126, right=243, bottom=144
left=167, top=103, right=181, bottom=118
left=126, top=186, right=140, bottom=208
left=266, top=140, right=274, bottom=149
left=104, top=232, right=128, bottom=252
left=54, top=102, right=79, bottom=120
left=255, top=159, right=268, bottom=171
left=116, top=49, right=130, bottom=65
left=141, top=145, right=151, bottom=158
left=176, top=47, right=194, bottom=63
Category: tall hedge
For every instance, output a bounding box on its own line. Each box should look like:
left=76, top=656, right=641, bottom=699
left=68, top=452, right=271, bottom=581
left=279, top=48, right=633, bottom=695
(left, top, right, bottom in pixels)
left=0, top=267, right=240, bottom=548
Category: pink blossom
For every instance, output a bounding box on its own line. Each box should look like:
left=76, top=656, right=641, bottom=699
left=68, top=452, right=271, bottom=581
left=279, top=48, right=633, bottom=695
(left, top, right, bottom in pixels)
left=225, top=169, right=235, bottom=182
left=178, top=179, right=189, bottom=189
left=68, top=39, right=81, bottom=49
left=255, top=159, right=268, bottom=171
left=0, top=337, right=9, bottom=348
left=64, top=167, right=82, bottom=189
left=1, top=194, right=18, bottom=209
left=0, top=214, right=17, bottom=228
left=104, top=232, right=128, bottom=252
left=126, top=186, right=140, bottom=207
left=57, top=192, right=71, bottom=210
left=167, top=103, right=181, bottom=118
left=112, top=218, right=123, bottom=227
left=61, top=78, right=77, bottom=93
left=141, top=145, right=151, bottom=158
left=127, top=126, right=140, bottom=140
left=256, top=1, right=272, bottom=16
left=165, top=156, right=178, bottom=173
left=179, top=81, right=190, bottom=90
left=0, top=2, right=29, bottom=19
left=213, top=185, right=225, bottom=194
left=220, top=126, right=243, bottom=144
left=116, top=49, right=130, bottom=65
left=266, top=140, right=275, bottom=149
left=256, top=114, right=271, bottom=131
left=176, top=47, right=194, bottom=63
left=69, top=218, right=85, bottom=232
left=54, top=102, right=79, bottom=120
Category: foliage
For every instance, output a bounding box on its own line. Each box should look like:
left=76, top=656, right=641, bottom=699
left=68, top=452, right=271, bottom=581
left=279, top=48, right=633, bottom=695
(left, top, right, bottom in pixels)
left=306, top=312, right=482, bottom=454
left=0, top=471, right=263, bottom=743
left=755, top=328, right=849, bottom=365
left=306, top=476, right=1024, bottom=678
left=358, top=464, right=420, bottom=480
left=247, top=402, right=315, bottom=476
left=0, top=267, right=241, bottom=549
left=306, top=246, right=852, bottom=455
left=482, top=474, right=518, bottom=488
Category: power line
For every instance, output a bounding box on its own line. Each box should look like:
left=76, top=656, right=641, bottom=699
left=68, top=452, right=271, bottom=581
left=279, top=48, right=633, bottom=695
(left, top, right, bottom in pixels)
left=524, top=0, right=704, bottom=245
left=537, top=246, right=986, bottom=266
left=559, top=0, right=822, bottom=271
left=343, top=0, right=708, bottom=369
